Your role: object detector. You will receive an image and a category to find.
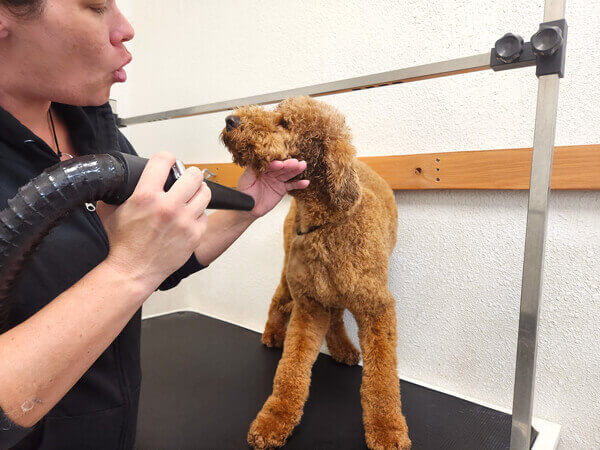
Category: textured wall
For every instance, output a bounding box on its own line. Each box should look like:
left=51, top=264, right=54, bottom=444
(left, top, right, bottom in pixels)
left=113, top=1, right=600, bottom=448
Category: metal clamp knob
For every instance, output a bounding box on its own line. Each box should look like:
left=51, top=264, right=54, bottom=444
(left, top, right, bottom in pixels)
left=531, top=25, right=563, bottom=57
left=494, top=33, right=525, bottom=63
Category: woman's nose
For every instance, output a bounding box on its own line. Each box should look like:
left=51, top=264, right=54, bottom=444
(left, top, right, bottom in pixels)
left=110, top=9, right=135, bottom=45
left=225, top=115, right=241, bottom=131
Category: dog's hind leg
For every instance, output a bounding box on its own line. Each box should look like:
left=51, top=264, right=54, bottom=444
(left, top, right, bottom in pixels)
left=248, top=297, right=330, bottom=449
left=262, top=271, right=293, bottom=348
left=326, top=308, right=360, bottom=365
left=355, top=298, right=411, bottom=450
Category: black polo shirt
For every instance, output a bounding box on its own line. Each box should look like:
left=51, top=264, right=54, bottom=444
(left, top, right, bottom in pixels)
left=0, top=102, right=206, bottom=449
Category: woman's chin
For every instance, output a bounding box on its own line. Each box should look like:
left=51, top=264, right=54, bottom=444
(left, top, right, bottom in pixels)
left=86, top=94, right=112, bottom=107
left=89, top=86, right=113, bottom=107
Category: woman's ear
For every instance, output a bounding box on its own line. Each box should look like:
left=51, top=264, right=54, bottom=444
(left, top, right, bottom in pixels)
left=323, top=138, right=360, bottom=211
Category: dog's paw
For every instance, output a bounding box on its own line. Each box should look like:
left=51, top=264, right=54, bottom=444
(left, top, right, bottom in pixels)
left=261, top=325, right=286, bottom=348
left=247, top=407, right=296, bottom=449
left=365, top=419, right=411, bottom=450
left=329, top=343, right=361, bottom=366
left=365, top=428, right=411, bottom=450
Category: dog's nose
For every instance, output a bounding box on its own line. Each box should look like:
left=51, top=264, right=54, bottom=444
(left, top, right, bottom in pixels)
left=225, top=115, right=241, bottom=131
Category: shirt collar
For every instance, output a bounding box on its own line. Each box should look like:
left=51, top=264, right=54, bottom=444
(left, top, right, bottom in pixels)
left=0, top=102, right=118, bottom=162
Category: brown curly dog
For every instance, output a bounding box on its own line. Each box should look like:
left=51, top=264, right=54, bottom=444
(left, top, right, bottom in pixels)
left=221, top=96, right=411, bottom=450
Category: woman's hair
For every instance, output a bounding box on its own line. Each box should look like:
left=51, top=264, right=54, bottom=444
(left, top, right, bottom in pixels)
left=0, top=0, right=44, bottom=18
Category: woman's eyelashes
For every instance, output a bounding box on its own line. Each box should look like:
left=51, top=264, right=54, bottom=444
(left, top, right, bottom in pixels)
left=89, top=3, right=108, bottom=14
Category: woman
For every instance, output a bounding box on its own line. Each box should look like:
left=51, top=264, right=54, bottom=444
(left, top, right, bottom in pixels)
left=0, top=1, right=309, bottom=448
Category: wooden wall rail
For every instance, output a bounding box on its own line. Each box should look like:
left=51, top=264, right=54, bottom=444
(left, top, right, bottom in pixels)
left=189, top=144, right=600, bottom=191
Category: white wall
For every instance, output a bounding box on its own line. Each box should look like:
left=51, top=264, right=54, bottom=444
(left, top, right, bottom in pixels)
left=111, top=1, right=600, bottom=448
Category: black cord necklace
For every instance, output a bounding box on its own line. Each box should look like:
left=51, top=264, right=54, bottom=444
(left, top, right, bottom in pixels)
left=48, top=108, right=94, bottom=212
left=48, top=108, right=72, bottom=160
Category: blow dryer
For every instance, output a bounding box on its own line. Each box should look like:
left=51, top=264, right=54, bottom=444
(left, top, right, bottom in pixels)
left=116, top=152, right=254, bottom=210
left=0, top=152, right=254, bottom=333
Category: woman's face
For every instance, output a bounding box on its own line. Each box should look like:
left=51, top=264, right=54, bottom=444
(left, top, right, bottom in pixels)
left=0, top=0, right=134, bottom=106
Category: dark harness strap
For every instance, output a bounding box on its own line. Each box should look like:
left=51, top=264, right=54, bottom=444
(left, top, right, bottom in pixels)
left=296, top=225, right=322, bottom=236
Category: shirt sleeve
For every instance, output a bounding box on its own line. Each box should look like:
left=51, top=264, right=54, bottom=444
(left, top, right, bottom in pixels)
left=0, top=406, right=34, bottom=449
left=157, top=252, right=207, bottom=291
left=113, top=120, right=209, bottom=291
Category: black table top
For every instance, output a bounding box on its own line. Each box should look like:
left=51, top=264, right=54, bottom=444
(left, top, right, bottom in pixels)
left=136, top=311, right=536, bottom=449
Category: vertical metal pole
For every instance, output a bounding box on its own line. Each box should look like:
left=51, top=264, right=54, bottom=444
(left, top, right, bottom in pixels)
left=108, top=98, right=118, bottom=115
left=510, top=1, right=565, bottom=449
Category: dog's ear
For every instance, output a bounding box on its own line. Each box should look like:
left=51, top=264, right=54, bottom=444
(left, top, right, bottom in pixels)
left=323, top=138, right=360, bottom=211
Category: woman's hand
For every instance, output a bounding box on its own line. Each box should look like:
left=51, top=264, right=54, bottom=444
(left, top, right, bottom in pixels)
left=97, top=152, right=211, bottom=290
left=236, top=159, right=309, bottom=218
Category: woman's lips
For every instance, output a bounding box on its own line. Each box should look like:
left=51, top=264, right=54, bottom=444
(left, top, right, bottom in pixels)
left=113, top=54, right=132, bottom=83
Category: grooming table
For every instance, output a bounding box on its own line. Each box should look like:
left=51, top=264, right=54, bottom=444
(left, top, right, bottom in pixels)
left=135, top=312, right=538, bottom=449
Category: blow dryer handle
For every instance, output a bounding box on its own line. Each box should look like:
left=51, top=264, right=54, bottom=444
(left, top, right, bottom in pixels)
left=111, top=152, right=255, bottom=211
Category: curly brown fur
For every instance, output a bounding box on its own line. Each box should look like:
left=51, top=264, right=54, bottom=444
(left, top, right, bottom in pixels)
left=221, top=96, right=410, bottom=449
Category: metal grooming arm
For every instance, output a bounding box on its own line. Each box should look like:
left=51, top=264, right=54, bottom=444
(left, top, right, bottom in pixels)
left=115, top=54, right=491, bottom=127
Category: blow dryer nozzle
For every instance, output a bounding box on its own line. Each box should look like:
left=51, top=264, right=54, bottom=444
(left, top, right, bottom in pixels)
left=111, top=152, right=255, bottom=211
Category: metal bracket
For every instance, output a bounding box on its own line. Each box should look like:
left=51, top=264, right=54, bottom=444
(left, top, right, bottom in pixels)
left=201, top=168, right=216, bottom=180
left=491, top=39, right=536, bottom=72
left=534, top=19, right=568, bottom=78
left=491, top=19, right=568, bottom=78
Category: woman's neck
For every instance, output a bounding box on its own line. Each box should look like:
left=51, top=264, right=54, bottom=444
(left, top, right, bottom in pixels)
left=0, top=87, right=52, bottom=142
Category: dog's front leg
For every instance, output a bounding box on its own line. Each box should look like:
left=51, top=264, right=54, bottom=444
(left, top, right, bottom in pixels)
left=248, top=297, right=329, bottom=449
left=262, top=271, right=293, bottom=348
left=355, top=300, right=411, bottom=450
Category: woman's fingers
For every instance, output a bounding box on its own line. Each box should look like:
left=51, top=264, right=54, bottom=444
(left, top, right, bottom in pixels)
left=135, top=153, right=205, bottom=204
left=187, top=182, right=212, bottom=218
left=286, top=179, right=310, bottom=191
left=270, top=159, right=307, bottom=182
left=136, top=152, right=176, bottom=193
left=167, top=166, right=205, bottom=204
left=263, top=160, right=285, bottom=174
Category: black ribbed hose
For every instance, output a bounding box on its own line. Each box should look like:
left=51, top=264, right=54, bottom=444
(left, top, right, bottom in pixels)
left=0, top=152, right=254, bottom=333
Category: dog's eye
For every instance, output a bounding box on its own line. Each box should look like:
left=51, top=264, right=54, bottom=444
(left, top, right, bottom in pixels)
left=279, top=118, right=289, bottom=129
